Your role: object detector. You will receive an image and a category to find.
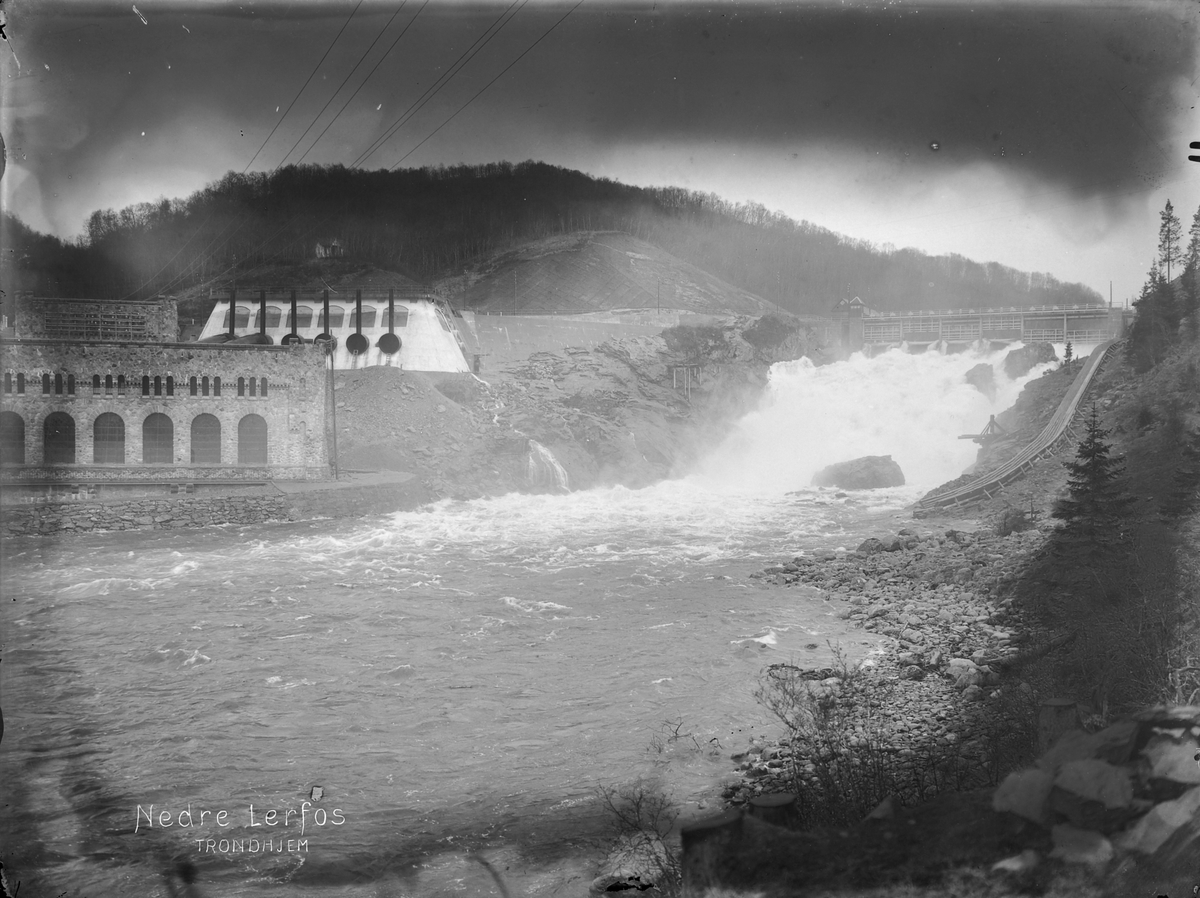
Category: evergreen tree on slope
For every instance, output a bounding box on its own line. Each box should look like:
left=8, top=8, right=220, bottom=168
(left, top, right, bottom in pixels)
left=1053, top=403, right=1133, bottom=549
left=1183, top=203, right=1200, bottom=338
left=1159, top=199, right=1183, bottom=282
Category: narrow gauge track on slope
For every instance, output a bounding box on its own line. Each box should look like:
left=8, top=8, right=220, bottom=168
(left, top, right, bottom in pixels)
left=917, top=338, right=1123, bottom=510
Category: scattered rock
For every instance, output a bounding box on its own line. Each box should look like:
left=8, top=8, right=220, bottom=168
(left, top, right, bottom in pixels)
left=811, top=455, right=905, bottom=490
left=965, top=363, right=996, bottom=401
left=1048, top=824, right=1113, bottom=867
left=993, top=769, right=1054, bottom=826
left=1113, top=786, right=1200, bottom=854
left=1002, top=341, right=1058, bottom=378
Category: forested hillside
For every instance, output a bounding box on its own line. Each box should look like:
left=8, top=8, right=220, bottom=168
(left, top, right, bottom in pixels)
left=1, top=161, right=1102, bottom=315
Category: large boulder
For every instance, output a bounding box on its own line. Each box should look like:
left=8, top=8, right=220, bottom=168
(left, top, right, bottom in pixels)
left=812, top=455, right=905, bottom=490
left=1003, top=342, right=1058, bottom=379
left=965, top=363, right=996, bottom=400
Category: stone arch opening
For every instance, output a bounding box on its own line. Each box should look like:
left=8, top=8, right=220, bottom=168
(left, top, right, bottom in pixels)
left=237, top=414, right=268, bottom=465
left=0, top=411, right=25, bottom=465
left=43, top=412, right=76, bottom=464
left=190, top=414, right=221, bottom=464
left=143, top=413, right=174, bottom=464
left=93, top=413, right=126, bottom=464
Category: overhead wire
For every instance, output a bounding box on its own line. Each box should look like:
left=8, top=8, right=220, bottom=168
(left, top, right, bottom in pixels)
left=295, top=0, right=429, bottom=166
left=388, top=0, right=583, bottom=171
left=245, top=0, right=366, bottom=174
left=117, top=0, right=365, bottom=300
left=186, top=0, right=552, bottom=285
left=273, top=2, right=411, bottom=172
left=349, top=0, right=525, bottom=170
left=127, top=1, right=582, bottom=300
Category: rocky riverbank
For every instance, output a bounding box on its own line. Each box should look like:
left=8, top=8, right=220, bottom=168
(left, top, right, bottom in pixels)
left=724, top=521, right=1056, bottom=811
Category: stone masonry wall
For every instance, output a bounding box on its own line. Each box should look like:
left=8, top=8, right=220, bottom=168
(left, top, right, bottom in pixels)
left=1, top=479, right=431, bottom=537
left=0, top=340, right=328, bottom=477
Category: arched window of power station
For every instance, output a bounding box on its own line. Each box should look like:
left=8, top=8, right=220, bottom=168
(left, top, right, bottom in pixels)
left=154, top=376, right=163, bottom=397
left=358, top=307, right=377, bottom=328
left=223, top=306, right=251, bottom=328
left=237, top=376, right=246, bottom=397
left=93, top=413, right=125, bottom=464
left=213, top=376, right=222, bottom=396
left=257, top=306, right=283, bottom=328
left=238, top=414, right=268, bottom=465
left=142, top=375, right=151, bottom=397
left=288, top=307, right=314, bottom=329
left=142, top=413, right=174, bottom=464
left=190, top=376, right=198, bottom=396
left=117, top=375, right=126, bottom=395
left=248, top=377, right=257, bottom=398
left=391, top=307, right=410, bottom=328
left=43, top=412, right=76, bottom=464
left=92, top=374, right=102, bottom=395
left=0, top=411, right=25, bottom=465
left=190, top=414, right=221, bottom=464
left=319, top=306, right=345, bottom=329
left=259, top=377, right=268, bottom=397
left=42, top=373, right=51, bottom=395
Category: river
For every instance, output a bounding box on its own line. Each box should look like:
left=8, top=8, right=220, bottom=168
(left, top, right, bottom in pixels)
left=0, top=344, right=1057, bottom=897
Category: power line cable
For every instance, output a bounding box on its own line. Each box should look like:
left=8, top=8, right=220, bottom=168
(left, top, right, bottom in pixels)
left=273, top=2, right=410, bottom=172
left=245, top=0, right=366, bottom=173
left=117, top=1, right=365, bottom=299
left=189, top=2, right=529, bottom=280
left=127, top=1, right=581, bottom=300
left=296, top=0, right=429, bottom=165
left=350, top=0, right=524, bottom=170
left=388, top=0, right=583, bottom=171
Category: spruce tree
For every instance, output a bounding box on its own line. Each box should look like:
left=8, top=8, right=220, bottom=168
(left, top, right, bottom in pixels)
left=1159, top=200, right=1183, bottom=282
left=1126, top=261, right=1180, bottom=372
left=1053, top=403, right=1132, bottom=547
left=1183, top=204, right=1200, bottom=336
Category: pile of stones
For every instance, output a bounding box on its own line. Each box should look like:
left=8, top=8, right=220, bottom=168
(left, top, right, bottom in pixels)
left=991, top=704, right=1200, bottom=891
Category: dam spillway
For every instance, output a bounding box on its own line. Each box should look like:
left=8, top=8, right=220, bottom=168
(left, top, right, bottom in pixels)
left=825, top=297, right=1127, bottom=355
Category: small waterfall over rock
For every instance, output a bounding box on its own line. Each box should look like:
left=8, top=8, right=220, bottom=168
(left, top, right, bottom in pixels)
left=526, top=439, right=570, bottom=492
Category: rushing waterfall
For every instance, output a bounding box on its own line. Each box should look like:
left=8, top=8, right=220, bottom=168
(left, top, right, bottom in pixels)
left=526, top=438, right=571, bottom=492
left=690, top=342, right=1056, bottom=493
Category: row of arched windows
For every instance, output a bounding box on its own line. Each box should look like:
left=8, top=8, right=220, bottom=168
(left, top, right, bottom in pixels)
left=1, top=373, right=268, bottom=398
left=0, top=411, right=269, bottom=466
left=222, top=305, right=409, bottom=329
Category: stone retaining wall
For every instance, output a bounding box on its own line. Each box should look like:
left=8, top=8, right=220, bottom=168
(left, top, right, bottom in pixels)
left=1, top=479, right=431, bottom=537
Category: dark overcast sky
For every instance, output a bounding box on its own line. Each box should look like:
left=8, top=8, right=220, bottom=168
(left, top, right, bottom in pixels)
left=2, top=0, right=1198, bottom=299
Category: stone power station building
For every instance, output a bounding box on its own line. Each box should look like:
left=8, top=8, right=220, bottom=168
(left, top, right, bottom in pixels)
left=0, top=294, right=329, bottom=498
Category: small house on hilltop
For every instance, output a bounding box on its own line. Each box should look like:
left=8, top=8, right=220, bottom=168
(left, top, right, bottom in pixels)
left=315, top=239, right=344, bottom=259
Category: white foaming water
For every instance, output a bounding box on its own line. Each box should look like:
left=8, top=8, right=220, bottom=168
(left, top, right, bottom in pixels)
left=691, top=343, right=1047, bottom=492
left=527, top=439, right=571, bottom=491
left=0, top=344, right=1057, bottom=898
